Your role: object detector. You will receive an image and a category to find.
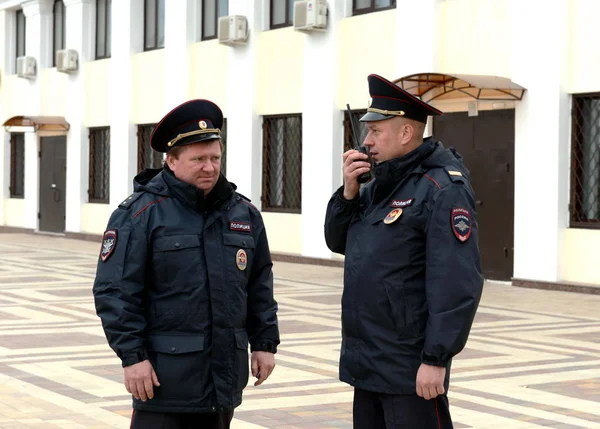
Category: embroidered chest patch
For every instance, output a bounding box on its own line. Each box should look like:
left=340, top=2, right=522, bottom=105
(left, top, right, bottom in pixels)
left=390, top=198, right=414, bottom=208
left=451, top=208, right=472, bottom=242
left=230, top=221, right=251, bottom=233
left=100, top=229, right=117, bottom=262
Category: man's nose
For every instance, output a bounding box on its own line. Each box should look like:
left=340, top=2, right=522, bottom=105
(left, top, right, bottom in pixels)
left=202, top=161, right=215, bottom=172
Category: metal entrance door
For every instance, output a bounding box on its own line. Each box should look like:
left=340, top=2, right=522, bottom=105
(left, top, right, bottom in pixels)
left=433, top=109, right=515, bottom=281
left=39, top=136, right=67, bottom=233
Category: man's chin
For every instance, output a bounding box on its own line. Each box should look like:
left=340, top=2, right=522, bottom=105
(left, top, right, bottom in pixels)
left=196, top=179, right=217, bottom=192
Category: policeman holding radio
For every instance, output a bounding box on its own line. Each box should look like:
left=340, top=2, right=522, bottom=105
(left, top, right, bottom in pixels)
left=325, top=74, right=484, bottom=428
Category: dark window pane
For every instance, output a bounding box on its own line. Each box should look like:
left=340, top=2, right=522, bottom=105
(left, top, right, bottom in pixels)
left=570, top=95, right=600, bottom=226
left=375, top=0, right=392, bottom=8
left=287, top=0, right=295, bottom=23
left=203, top=0, right=217, bottom=39
left=218, top=0, right=228, bottom=17
left=10, top=133, right=25, bottom=198
left=145, top=0, right=156, bottom=50
left=106, top=0, right=112, bottom=57
left=221, top=118, right=227, bottom=176
left=271, top=0, right=286, bottom=27
left=344, top=110, right=368, bottom=153
left=157, top=0, right=165, bottom=48
left=54, top=1, right=65, bottom=56
left=96, top=0, right=107, bottom=58
left=137, top=124, right=163, bottom=173
left=355, top=0, right=371, bottom=10
left=89, top=128, right=111, bottom=203
left=262, top=115, right=302, bottom=212
left=16, top=10, right=26, bottom=61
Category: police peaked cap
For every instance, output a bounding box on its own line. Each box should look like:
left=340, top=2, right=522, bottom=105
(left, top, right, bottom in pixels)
left=360, top=74, right=443, bottom=124
left=150, top=99, right=224, bottom=153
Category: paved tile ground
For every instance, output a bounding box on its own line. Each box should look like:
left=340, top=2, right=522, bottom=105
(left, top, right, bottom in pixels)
left=0, top=233, right=599, bottom=428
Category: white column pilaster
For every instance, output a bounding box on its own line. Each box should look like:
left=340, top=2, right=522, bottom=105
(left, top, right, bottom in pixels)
left=21, top=0, right=54, bottom=230
left=396, top=0, right=440, bottom=77
left=164, top=0, right=197, bottom=110
left=511, top=0, right=570, bottom=282
left=109, top=0, right=144, bottom=206
left=300, top=1, right=344, bottom=258
left=226, top=0, right=263, bottom=203
left=63, top=0, right=94, bottom=232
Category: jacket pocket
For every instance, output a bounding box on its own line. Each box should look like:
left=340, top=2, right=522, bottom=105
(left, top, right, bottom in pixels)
left=147, top=334, right=211, bottom=403
left=152, top=234, right=203, bottom=288
left=383, top=281, right=416, bottom=339
left=234, top=330, right=250, bottom=391
left=223, top=233, right=256, bottom=285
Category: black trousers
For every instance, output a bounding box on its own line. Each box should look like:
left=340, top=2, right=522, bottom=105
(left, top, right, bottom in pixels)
left=130, top=410, right=234, bottom=429
left=353, top=387, right=453, bottom=429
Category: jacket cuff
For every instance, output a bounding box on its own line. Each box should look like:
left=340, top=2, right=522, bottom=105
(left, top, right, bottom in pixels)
left=120, top=348, right=149, bottom=367
left=421, top=351, right=449, bottom=367
left=250, top=340, right=278, bottom=354
left=334, top=186, right=359, bottom=209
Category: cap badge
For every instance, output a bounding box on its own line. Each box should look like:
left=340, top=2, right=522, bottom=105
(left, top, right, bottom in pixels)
left=199, top=120, right=207, bottom=129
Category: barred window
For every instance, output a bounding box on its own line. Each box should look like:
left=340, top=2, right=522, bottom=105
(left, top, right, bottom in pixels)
left=89, top=127, right=110, bottom=203
left=570, top=94, right=600, bottom=227
left=221, top=118, right=228, bottom=176
left=9, top=133, right=25, bottom=198
left=137, top=124, right=162, bottom=172
left=96, top=0, right=112, bottom=59
left=53, top=0, right=66, bottom=67
left=144, top=0, right=165, bottom=51
left=353, top=0, right=396, bottom=16
left=201, top=0, right=228, bottom=41
left=344, top=109, right=368, bottom=153
left=262, top=115, right=302, bottom=213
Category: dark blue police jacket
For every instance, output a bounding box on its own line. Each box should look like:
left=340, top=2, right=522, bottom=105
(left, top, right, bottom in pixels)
left=324, top=137, right=484, bottom=395
left=93, top=167, right=279, bottom=413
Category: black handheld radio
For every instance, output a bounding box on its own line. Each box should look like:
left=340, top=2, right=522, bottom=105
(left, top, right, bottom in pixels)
left=346, top=104, right=373, bottom=184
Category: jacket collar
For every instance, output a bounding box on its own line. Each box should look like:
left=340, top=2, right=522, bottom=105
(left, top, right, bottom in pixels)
left=372, top=137, right=438, bottom=195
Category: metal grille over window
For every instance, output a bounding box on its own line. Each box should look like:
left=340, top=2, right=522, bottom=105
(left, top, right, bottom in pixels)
left=262, top=115, right=302, bottom=213
left=89, top=127, right=110, bottom=203
left=9, top=133, right=25, bottom=198
left=138, top=124, right=162, bottom=172
left=570, top=94, right=600, bottom=227
left=343, top=109, right=368, bottom=153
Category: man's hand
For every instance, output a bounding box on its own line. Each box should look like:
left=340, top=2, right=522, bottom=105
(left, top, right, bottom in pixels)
left=251, top=351, right=275, bottom=386
left=416, top=363, right=446, bottom=400
left=342, top=149, right=370, bottom=200
left=124, top=360, right=160, bottom=401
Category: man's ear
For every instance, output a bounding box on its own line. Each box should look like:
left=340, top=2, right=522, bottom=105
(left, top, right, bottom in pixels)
left=165, top=154, right=174, bottom=169
left=400, top=122, right=414, bottom=145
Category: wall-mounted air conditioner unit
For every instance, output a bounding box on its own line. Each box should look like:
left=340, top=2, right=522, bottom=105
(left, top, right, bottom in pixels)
left=16, top=56, right=36, bottom=79
left=218, top=15, right=249, bottom=46
left=56, top=49, right=78, bottom=73
left=293, top=0, right=328, bottom=32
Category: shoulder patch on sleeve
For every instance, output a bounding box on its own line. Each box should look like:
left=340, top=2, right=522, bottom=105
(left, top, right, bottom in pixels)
left=100, top=229, right=118, bottom=261
left=451, top=207, right=472, bottom=242
left=118, top=192, right=144, bottom=209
